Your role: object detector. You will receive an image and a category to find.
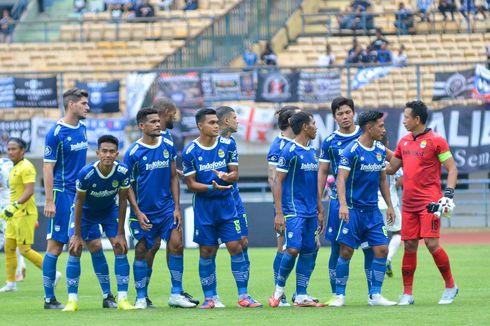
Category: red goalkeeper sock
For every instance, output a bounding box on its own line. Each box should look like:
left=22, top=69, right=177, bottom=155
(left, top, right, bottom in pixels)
left=402, top=249, right=417, bottom=295
left=431, top=247, right=455, bottom=288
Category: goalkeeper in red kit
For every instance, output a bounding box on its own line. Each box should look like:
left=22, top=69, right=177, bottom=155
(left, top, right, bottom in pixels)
left=387, top=101, right=458, bottom=305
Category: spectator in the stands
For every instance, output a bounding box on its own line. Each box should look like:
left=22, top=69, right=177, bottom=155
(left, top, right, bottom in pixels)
left=460, top=0, right=476, bottom=21
left=0, top=10, right=13, bottom=43
left=184, top=0, right=198, bottom=10
left=395, top=2, right=414, bottom=34
left=261, top=42, right=277, bottom=66
left=476, top=0, right=489, bottom=19
left=438, top=0, right=456, bottom=20
left=416, top=0, right=433, bottom=22
left=376, top=43, right=392, bottom=64
left=136, top=0, right=155, bottom=18
left=318, top=44, right=336, bottom=67
left=393, top=45, right=408, bottom=67
left=337, top=0, right=374, bottom=30
left=159, top=0, right=174, bottom=11
left=243, top=45, right=258, bottom=66
left=73, top=0, right=87, bottom=13
left=370, top=28, right=388, bottom=51
left=348, top=38, right=359, bottom=57
left=345, top=44, right=369, bottom=64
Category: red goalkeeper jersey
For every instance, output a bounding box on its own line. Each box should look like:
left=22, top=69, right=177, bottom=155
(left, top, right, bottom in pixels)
left=394, top=129, right=452, bottom=212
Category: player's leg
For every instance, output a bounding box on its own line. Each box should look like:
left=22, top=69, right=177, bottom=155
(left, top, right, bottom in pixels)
left=399, top=210, right=420, bottom=305
left=198, top=245, right=219, bottom=309
left=108, top=233, right=134, bottom=310
left=368, top=244, right=396, bottom=306
left=134, top=238, right=150, bottom=309
left=325, top=198, right=341, bottom=303
left=239, top=213, right=250, bottom=271
left=16, top=214, right=43, bottom=270
left=15, top=247, right=26, bottom=282
left=144, top=237, right=160, bottom=307
left=385, top=206, right=402, bottom=277
left=166, top=226, right=197, bottom=308
left=0, top=235, right=17, bottom=292
left=361, top=243, right=373, bottom=295
left=273, top=232, right=289, bottom=306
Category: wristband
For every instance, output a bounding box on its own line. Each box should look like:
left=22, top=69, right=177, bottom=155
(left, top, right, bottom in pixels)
left=444, top=187, right=455, bottom=199
left=207, top=184, right=213, bottom=191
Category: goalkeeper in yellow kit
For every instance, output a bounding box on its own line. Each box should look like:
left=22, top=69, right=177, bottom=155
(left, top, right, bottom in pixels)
left=0, top=138, right=43, bottom=292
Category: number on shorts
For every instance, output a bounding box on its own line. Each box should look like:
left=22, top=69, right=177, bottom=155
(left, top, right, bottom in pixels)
left=234, top=220, right=241, bottom=233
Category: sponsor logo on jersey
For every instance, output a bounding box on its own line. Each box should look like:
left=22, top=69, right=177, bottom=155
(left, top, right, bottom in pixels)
left=420, top=140, right=427, bottom=149
left=278, top=157, right=286, bottom=167
left=112, top=180, right=119, bottom=188
left=117, top=165, right=128, bottom=174
left=44, top=146, right=52, bottom=157
left=90, top=189, right=118, bottom=198
left=340, top=157, right=349, bottom=166
left=70, top=141, right=88, bottom=152
left=198, top=159, right=226, bottom=172
left=300, top=162, right=318, bottom=171
left=360, top=163, right=384, bottom=172
left=145, top=160, right=169, bottom=170
left=218, top=149, right=225, bottom=158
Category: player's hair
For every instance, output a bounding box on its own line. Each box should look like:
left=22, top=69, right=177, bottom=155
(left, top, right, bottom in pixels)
left=153, top=98, right=177, bottom=114
left=331, top=96, right=354, bottom=115
left=63, top=88, right=88, bottom=110
left=358, top=110, right=384, bottom=130
left=8, top=137, right=27, bottom=149
left=290, top=111, right=313, bottom=135
left=215, top=106, right=235, bottom=125
left=97, top=135, right=119, bottom=149
left=277, top=106, right=299, bottom=131
left=195, top=108, right=217, bottom=125
left=136, top=107, right=158, bottom=124
left=405, top=100, right=428, bottom=124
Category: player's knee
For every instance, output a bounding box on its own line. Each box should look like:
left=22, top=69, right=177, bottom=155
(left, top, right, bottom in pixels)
left=374, top=246, right=389, bottom=257
left=424, top=238, right=439, bottom=253
left=135, top=240, right=148, bottom=260
left=404, top=239, right=418, bottom=251
left=46, top=240, right=63, bottom=256
left=168, top=240, right=184, bottom=254
left=339, top=245, right=354, bottom=259
left=287, top=247, right=299, bottom=257
left=18, top=244, right=31, bottom=256
left=87, top=240, right=102, bottom=253
left=241, top=237, right=249, bottom=249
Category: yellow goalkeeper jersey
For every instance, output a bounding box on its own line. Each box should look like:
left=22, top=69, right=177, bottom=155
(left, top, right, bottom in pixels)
left=9, top=158, right=37, bottom=217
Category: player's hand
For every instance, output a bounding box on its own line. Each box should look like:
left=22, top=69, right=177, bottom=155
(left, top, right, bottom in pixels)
left=113, top=234, right=128, bottom=255
left=437, top=197, right=456, bottom=218
left=212, top=169, right=234, bottom=183
left=1, top=202, right=19, bottom=221
left=176, top=169, right=184, bottom=178
left=274, top=212, right=285, bottom=234
left=339, top=204, right=349, bottom=223
left=317, top=210, right=326, bottom=235
left=68, top=234, right=83, bottom=256
left=386, top=206, right=395, bottom=226
left=212, top=180, right=232, bottom=191
left=44, top=199, right=56, bottom=218
left=173, top=208, right=182, bottom=232
left=137, top=212, right=152, bottom=231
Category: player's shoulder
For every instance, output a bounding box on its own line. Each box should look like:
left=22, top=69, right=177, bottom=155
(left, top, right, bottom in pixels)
left=126, top=142, right=141, bottom=158
left=114, top=161, right=129, bottom=175
left=374, top=140, right=386, bottom=151
left=345, top=139, right=358, bottom=153
left=46, top=121, right=63, bottom=138
left=183, top=140, right=197, bottom=156
left=162, top=135, right=175, bottom=148
left=18, top=158, right=36, bottom=172
left=428, top=130, right=447, bottom=143
left=219, top=136, right=232, bottom=145
left=79, top=162, right=96, bottom=180
left=324, top=132, right=337, bottom=144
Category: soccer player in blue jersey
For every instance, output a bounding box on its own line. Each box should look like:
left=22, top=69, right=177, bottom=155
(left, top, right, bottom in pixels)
left=125, top=108, right=196, bottom=309
left=62, top=135, right=134, bottom=311
left=269, top=111, right=325, bottom=307
left=317, top=97, right=376, bottom=304
left=330, top=110, right=397, bottom=307
left=43, top=88, right=89, bottom=309
left=266, top=106, right=298, bottom=307
left=182, top=108, right=261, bottom=309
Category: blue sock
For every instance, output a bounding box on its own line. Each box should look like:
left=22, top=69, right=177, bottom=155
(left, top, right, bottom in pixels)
left=146, top=267, right=152, bottom=296
left=231, top=253, right=249, bottom=296
left=296, top=252, right=315, bottom=295
left=211, top=256, right=217, bottom=296
left=91, top=250, right=111, bottom=296
left=363, top=247, right=374, bottom=294
left=277, top=251, right=296, bottom=287
left=168, top=255, right=184, bottom=294
left=43, top=253, right=58, bottom=300
left=66, top=256, right=81, bottom=295
left=243, top=247, right=250, bottom=271
left=273, top=251, right=284, bottom=285
left=199, top=257, right=216, bottom=299
left=115, top=255, right=130, bottom=293
left=134, top=259, right=148, bottom=299
left=328, top=242, right=340, bottom=294
left=335, top=257, right=351, bottom=296
left=370, top=257, right=387, bottom=295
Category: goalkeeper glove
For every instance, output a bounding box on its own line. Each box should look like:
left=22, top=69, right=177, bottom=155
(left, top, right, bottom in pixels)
left=426, top=188, right=456, bottom=218
left=1, top=202, right=19, bottom=221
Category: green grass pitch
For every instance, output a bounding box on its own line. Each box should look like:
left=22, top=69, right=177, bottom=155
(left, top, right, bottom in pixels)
left=0, top=245, right=489, bottom=325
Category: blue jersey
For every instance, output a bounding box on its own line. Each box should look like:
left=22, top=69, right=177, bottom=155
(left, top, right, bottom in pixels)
left=338, top=140, right=386, bottom=209
left=161, top=129, right=174, bottom=142
left=124, top=136, right=177, bottom=223
left=75, top=160, right=130, bottom=213
left=319, top=126, right=362, bottom=198
left=182, top=136, right=238, bottom=199
left=267, top=134, right=292, bottom=166
left=227, top=136, right=245, bottom=214
left=44, top=120, right=88, bottom=192
left=277, top=141, right=318, bottom=219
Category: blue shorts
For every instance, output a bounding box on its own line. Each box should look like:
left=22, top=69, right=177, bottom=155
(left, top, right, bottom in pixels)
left=68, top=207, right=119, bottom=241
left=129, top=213, right=176, bottom=248
left=326, top=198, right=341, bottom=242
left=46, top=190, right=75, bottom=244
left=238, top=213, right=248, bottom=237
left=336, top=207, right=388, bottom=249
left=193, top=194, right=241, bottom=246
left=285, top=216, right=318, bottom=253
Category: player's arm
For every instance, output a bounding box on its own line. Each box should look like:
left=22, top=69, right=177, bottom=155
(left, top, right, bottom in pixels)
left=336, top=168, right=350, bottom=222
left=379, top=169, right=395, bottom=225
left=68, top=191, right=85, bottom=256
left=272, top=170, right=287, bottom=233
left=267, top=163, right=276, bottom=192
left=113, top=187, right=129, bottom=254
left=184, top=173, right=232, bottom=192
left=442, top=156, right=458, bottom=190
left=317, top=161, right=330, bottom=215
left=127, top=185, right=152, bottom=230
left=386, top=156, right=402, bottom=175
left=170, top=160, right=182, bottom=230
left=212, top=164, right=238, bottom=183
left=385, top=148, right=394, bottom=162
left=43, top=162, right=56, bottom=218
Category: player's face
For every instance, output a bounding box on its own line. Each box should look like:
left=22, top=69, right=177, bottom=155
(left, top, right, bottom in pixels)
left=226, top=112, right=238, bottom=133
left=159, top=108, right=177, bottom=130
left=96, top=142, right=118, bottom=167
left=403, top=108, right=418, bottom=132
left=305, top=117, right=317, bottom=140
left=7, top=141, right=24, bottom=164
left=334, top=105, right=354, bottom=129
left=370, top=118, right=386, bottom=141
left=140, top=114, right=161, bottom=137
left=198, top=114, right=219, bottom=137
left=72, top=96, right=90, bottom=120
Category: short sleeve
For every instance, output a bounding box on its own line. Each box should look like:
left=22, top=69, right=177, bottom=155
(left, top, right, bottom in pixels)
left=21, top=164, right=36, bottom=184
left=123, top=148, right=136, bottom=183
left=267, top=147, right=279, bottom=165
left=118, top=164, right=130, bottom=189
left=338, top=145, right=355, bottom=171
left=228, top=139, right=238, bottom=166
left=76, top=169, right=88, bottom=193
left=182, top=149, right=196, bottom=176
left=276, top=147, right=293, bottom=173
left=435, top=136, right=452, bottom=162
left=319, top=137, right=332, bottom=163
left=43, top=127, right=59, bottom=163
left=394, top=140, right=403, bottom=160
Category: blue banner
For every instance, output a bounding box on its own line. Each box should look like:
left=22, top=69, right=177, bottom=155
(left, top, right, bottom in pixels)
left=0, top=77, right=14, bottom=108
left=75, top=80, right=120, bottom=113
left=352, top=66, right=394, bottom=90
left=85, top=118, right=126, bottom=149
